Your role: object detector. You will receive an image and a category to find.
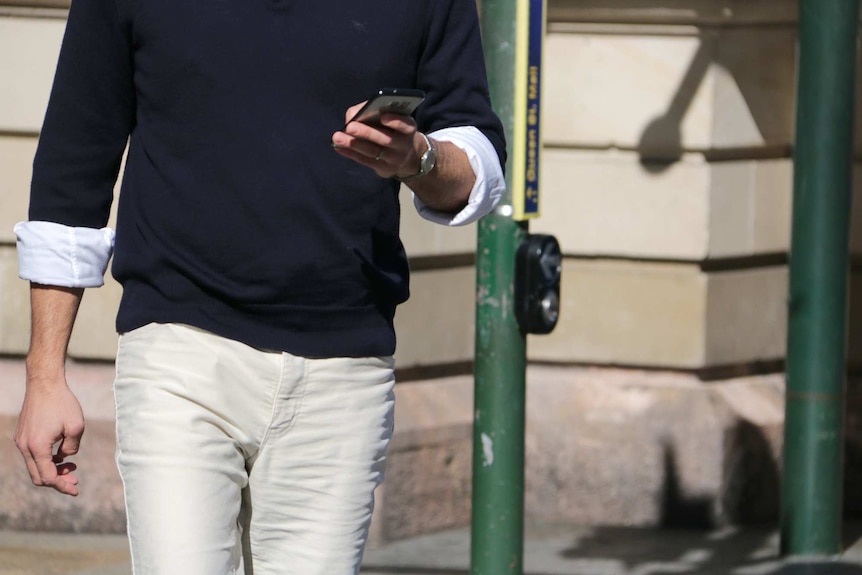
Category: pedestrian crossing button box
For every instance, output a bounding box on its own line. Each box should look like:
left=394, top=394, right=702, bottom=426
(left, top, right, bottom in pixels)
left=515, top=234, right=561, bottom=334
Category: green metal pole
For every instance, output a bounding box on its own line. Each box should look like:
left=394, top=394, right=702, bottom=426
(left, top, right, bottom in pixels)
left=472, top=0, right=527, bottom=573
left=781, top=0, right=859, bottom=556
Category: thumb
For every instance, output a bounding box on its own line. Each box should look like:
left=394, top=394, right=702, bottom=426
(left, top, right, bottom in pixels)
left=345, top=100, right=368, bottom=124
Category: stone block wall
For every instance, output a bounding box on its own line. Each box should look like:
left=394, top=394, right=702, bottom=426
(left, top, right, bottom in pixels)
left=534, top=1, right=798, bottom=372
left=522, top=0, right=862, bottom=529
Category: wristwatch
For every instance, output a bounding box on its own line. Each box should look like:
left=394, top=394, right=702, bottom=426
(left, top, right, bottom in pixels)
left=397, top=133, right=437, bottom=183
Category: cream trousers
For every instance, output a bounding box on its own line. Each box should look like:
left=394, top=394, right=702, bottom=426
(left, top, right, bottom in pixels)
left=113, top=323, right=395, bottom=575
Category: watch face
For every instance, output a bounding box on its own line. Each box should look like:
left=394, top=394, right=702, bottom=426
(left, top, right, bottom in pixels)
left=421, top=139, right=437, bottom=175
left=398, top=135, right=436, bottom=182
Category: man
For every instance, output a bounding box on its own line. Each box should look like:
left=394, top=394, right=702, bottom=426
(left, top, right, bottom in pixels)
left=13, top=0, right=506, bottom=573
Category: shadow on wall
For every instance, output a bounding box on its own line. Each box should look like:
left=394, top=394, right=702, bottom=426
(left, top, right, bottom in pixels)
left=637, top=29, right=794, bottom=171
left=658, top=420, right=780, bottom=530
left=556, top=429, right=862, bottom=574
left=659, top=442, right=713, bottom=529
left=629, top=4, right=862, bottom=527
left=720, top=420, right=781, bottom=525
left=637, top=34, right=715, bottom=171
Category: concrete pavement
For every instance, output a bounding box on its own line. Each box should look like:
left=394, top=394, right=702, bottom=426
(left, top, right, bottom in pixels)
left=4, top=522, right=862, bottom=575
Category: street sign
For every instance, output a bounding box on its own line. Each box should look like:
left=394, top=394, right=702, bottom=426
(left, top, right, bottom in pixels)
left=512, top=0, right=545, bottom=221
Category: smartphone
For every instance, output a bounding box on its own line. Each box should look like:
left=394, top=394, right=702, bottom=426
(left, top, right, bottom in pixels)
left=346, top=88, right=426, bottom=127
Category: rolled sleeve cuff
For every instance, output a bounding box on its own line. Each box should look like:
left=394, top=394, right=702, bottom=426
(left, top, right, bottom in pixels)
left=413, top=126, right=505, bottom=226
left=15, top=221, right=115, bottom=288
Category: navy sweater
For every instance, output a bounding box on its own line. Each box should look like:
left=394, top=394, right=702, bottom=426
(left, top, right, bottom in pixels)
left=30, top=0, right=506, bottom=357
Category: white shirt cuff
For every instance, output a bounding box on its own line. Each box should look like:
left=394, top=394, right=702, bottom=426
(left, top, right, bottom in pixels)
left=413, top=126, right=505, bottom=226
left=15, top=221, right=115, bottom=288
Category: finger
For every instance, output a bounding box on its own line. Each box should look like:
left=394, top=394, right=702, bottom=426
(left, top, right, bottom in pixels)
left=52, top=474, right=80, bottom=497
left=332, top=130, right=382, bottom=154
left=32, top=445, right=60, bottom=488
left=379, top=114, right=416, bottom=134
left=57, top=462, right=77, bottom=475
left=17, top=445, right=44, bottom=486
left=56, top=427, right=83, bottom=460
left=14, top=432, right=36, bottom=483
left=338, top=134, right=389, bottom=162
left=344, top=101, right=367, bottom=124
left=344, top=121, right=393, bottom=148
left=332, top=146, right=394, bottom=178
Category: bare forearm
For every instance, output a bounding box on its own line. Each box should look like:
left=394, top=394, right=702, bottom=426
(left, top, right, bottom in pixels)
left=27, top=284, right=83, bottom=385
left=406, top=139, right=476, bottom=214
left=16, top=283, right=86, bottom=496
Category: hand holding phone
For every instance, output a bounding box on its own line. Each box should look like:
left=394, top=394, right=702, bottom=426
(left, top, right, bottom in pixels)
left=333, top=88, right=426, bottom=180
